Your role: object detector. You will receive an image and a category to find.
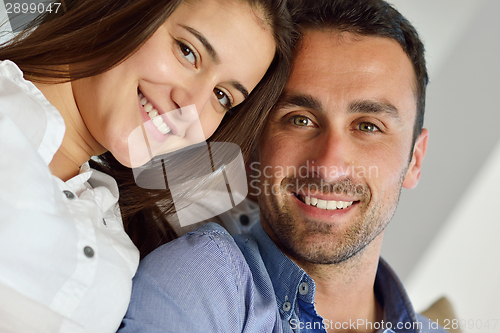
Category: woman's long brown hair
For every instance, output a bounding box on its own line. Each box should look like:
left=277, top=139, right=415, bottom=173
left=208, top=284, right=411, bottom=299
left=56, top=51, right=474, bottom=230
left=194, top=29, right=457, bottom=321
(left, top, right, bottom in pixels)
left=0, top=0, right=294, bottom=258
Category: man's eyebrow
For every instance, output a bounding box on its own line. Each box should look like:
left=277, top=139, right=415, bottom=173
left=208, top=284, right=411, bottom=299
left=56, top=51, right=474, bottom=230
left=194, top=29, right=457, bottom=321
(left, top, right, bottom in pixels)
left=349, top=100, right=401, bottom=120
left=181, top=25, right=220, bottom=64
left=276, top=93, right=324, bottom=113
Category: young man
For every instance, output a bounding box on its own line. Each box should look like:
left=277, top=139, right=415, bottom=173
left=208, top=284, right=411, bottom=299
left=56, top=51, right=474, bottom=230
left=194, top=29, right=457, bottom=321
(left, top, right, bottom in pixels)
left=119, top=1, right=446, bottom=332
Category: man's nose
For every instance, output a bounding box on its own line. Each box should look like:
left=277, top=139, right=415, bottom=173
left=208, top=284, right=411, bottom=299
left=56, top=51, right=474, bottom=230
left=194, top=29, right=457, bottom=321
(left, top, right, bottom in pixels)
left=308, top=131, right=353, bottom=182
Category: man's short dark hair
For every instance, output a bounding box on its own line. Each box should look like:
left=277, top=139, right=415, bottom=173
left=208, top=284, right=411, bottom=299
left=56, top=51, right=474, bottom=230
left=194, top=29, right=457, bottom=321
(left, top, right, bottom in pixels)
left=289, top=0, right=428, bottom=147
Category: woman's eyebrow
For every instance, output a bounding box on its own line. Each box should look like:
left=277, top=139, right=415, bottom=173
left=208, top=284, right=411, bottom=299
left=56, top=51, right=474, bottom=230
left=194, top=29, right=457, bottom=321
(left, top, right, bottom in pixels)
left=230, top=81, right=249, bottom=100
left=180, top=25, right=220, bottom=63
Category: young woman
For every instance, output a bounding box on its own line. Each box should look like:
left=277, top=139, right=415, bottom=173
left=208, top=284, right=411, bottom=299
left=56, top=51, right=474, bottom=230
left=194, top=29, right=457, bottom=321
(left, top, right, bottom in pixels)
left=0, top=0, right=293, bottom=331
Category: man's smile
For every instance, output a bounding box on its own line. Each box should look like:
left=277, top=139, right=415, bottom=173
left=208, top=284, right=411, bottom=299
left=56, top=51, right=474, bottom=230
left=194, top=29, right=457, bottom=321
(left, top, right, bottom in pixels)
left=294, top=193, right=357, bottom=211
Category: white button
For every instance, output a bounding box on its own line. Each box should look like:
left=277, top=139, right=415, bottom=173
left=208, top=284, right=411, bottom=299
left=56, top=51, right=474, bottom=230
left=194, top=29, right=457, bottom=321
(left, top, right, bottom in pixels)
left=282, top=301, right=291, bottom=312
left=299, top=282, right=309, bottom=295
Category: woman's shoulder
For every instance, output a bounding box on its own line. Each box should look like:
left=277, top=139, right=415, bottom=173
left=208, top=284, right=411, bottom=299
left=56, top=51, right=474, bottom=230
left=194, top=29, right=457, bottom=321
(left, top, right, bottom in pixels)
left=0, top=60, right=47, bottom=100
left=0, top=60, right=65, bottom=166
left=0, top=60, right=23, bottom=79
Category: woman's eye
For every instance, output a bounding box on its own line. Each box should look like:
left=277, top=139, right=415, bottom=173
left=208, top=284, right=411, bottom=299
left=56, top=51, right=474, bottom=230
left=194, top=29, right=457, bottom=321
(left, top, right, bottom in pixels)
left=178, top=42, right=196, bottom=66
left=358, top=122, right=379, bottom=132
left=214, top=88, right=232, bottom=110
left=293, top=116, right=313, bottom=127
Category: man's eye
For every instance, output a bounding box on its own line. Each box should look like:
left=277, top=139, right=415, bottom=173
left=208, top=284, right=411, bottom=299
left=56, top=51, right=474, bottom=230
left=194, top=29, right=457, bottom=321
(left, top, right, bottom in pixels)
left=178, top=42, right=196, bottom=66
left=293, top=116, right=312, bottom=126
left=214, top=88, right=232, bottom=110
left=358, top=122, right=379, bottom=132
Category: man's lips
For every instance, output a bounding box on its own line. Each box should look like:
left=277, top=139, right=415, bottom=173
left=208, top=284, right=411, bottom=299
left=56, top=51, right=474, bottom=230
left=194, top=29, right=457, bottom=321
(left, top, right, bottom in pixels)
left=294, top=192, right=360, bottom=211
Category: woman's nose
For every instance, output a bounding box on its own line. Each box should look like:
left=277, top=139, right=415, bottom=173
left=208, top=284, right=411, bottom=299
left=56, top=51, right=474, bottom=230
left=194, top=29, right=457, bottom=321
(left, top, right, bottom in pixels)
left=169, top=80, right=211, bottom=139
left=169, top=104, right=205, bottom=143
left=170, top=76, right=215, bottom=121
left=175, top=104, right=199, bottom=123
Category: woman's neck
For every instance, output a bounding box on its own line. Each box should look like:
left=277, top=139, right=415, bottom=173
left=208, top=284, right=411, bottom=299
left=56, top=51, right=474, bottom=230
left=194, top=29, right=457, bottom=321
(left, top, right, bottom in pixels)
left=33, top=80, right=106, bottom=181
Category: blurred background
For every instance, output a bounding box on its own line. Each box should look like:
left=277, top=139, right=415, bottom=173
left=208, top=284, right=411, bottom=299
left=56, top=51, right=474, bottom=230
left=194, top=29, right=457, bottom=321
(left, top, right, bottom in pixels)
left=1, top=0, right=499, bottom=331
left=382, top=1, right=500, bottom=331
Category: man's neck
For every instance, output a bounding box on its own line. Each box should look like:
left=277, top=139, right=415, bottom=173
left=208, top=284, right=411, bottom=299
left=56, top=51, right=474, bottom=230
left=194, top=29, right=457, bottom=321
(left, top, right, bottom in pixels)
left=292, top=234, right=385, bottom=333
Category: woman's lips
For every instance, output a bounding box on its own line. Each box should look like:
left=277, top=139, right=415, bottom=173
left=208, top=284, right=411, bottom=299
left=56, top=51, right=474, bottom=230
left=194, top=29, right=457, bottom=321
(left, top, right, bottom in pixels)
left=137, top=95, right=169, bottom=144
left=138, top=90, right=172, bottom=135
left=135, top=89, right=206, bottom=159
left=160, top=112, right=178, bottom=137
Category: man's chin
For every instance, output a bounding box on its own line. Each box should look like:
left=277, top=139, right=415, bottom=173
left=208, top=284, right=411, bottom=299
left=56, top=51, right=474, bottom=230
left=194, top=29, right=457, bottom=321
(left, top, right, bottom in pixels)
left=287, top=238, right=375, bottom=267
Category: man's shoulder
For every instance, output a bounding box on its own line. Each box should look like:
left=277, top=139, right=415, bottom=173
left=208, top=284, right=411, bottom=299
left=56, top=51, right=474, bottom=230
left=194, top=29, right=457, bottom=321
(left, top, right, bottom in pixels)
left=121, top=222, right=282, bottom=332
left=122, top=223, right=250, bottom=331
left=138, top=222, right=248, bottom=284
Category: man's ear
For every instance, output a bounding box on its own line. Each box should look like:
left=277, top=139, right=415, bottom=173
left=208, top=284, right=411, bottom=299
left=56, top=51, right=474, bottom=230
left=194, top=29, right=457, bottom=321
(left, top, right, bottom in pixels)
left=402, top=128, right=429, bottom=189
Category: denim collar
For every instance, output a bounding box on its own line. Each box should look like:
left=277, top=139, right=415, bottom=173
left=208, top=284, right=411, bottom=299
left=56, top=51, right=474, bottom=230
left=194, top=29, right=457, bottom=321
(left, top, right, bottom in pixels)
left=250, top=222, right=315, bottom=321
left=375, top=259, right=420, bottom=332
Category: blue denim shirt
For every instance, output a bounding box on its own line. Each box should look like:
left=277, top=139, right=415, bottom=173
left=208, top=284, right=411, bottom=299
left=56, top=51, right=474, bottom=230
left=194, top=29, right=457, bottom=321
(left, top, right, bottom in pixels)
left=119, top=222, right=446, bottom=333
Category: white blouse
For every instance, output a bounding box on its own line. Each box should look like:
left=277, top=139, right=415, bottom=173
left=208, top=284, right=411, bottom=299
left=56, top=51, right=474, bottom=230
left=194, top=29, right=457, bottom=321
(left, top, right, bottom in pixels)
left=0, top=60, right=139, bottom=333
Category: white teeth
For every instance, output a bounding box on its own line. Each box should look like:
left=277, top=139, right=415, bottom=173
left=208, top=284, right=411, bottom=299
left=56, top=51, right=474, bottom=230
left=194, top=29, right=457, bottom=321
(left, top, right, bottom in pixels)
left=148, top=109, right=158, bottom=118
left=144, top=102, right=153, bottom=113
left=302, top=195, right=353, bottom=211
left=327, top=200, right=337, bottom=210
left=157, top=123, right=170, bottom=134
left=317, top=199, right=327, bottom=209
left=139, top=91, right=171, bottom=135
left=152, top=115, right=163, bottom=126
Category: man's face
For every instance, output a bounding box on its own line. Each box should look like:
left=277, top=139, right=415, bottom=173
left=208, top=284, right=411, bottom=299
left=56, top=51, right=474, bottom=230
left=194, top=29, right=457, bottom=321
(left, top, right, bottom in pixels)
left=255, top=30, right=428, bottom=264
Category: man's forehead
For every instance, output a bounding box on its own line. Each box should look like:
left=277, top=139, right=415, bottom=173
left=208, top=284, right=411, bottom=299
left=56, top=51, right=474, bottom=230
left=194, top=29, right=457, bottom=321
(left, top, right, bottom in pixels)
left=293, top=29, right=410, bottom=76
left=282, top=29, right=417, bottom=111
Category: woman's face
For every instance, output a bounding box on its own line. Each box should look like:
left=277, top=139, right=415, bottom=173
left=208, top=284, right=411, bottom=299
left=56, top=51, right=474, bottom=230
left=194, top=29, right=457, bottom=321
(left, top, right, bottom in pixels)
left=72, top=0, right=276, bottom=167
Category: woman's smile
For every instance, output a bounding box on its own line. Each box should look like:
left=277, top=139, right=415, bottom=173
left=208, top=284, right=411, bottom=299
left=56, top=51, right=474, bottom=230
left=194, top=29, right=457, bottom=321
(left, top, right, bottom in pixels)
left=139, top=90, right=172, bottom=136
left=131, top=87, right=206, bottom=168
left=72, top=0, right=276, bottom=168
